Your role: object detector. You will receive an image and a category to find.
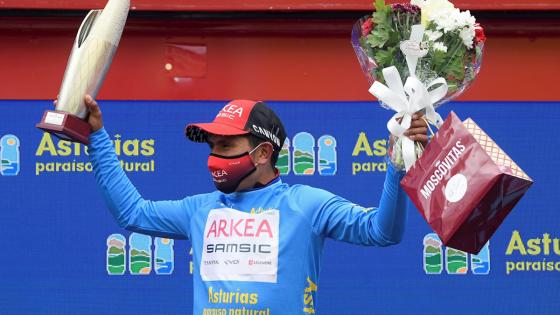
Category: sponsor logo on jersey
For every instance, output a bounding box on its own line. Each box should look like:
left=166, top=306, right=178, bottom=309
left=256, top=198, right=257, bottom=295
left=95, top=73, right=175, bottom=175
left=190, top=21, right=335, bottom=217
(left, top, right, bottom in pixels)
left=303, top=277, right=318, bottom=314
left=201, top=208, right=280, bottom=283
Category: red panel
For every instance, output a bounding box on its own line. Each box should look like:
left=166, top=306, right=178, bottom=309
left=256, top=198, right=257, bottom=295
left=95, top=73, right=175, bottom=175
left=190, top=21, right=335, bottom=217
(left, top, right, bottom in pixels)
left=165, top=44, right=207, bottom=78
left=2, top=0, right=560, bottom=11
left=0, top=17, right=558, bottom=101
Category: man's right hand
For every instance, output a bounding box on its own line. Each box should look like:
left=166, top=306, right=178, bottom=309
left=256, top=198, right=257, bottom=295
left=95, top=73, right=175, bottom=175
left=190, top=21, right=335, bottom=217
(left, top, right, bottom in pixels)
left=53, top=94, right=104, bottom=132
left=84, top=95, right=104, bottom=132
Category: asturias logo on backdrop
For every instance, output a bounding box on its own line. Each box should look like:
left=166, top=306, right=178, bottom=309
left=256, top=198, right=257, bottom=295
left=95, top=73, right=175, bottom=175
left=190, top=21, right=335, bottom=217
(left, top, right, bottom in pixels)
left=0, top=134, right=20, bottom=176
left=423, top=233, right=490, bottom=275
left=35, top=132, right=156, bottom=176
left=505, top=230, right=560, bottom=275
left=351, top=132, right=388, bottom=175
left=276, top=132, right=337, bottom=176
left=107, top=233, right=178, bottom=276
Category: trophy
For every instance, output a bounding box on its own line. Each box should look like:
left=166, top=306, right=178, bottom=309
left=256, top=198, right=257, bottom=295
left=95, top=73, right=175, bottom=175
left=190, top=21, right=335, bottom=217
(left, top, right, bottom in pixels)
left=36, top=0, right=130, bottom=145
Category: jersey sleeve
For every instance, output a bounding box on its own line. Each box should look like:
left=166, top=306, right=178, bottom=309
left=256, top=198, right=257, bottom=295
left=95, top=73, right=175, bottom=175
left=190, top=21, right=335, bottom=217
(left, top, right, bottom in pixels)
left=88, top=127, right=200, bottom=240
left=308, top=162, right=408, bottom=246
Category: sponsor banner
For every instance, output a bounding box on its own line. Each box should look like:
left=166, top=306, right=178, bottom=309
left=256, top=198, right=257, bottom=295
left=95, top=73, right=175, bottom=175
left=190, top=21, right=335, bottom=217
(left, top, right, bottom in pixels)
left=0, top=100, right=557, bottom=315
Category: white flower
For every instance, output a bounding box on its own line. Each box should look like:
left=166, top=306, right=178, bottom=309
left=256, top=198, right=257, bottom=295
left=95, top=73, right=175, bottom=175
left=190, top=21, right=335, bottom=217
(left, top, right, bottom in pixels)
left=459, top=26, right=475, bottom=49
left=412, top=0, right=477, bottom=49
left=432, top=42, right=448, bottom=52
left=425, top=29, right=443, bottom=42
left=456, top=10, right=477, bottom=29
left=419, top=0, right=456, bottom=27
left=433, top=9, right=460, bottom=32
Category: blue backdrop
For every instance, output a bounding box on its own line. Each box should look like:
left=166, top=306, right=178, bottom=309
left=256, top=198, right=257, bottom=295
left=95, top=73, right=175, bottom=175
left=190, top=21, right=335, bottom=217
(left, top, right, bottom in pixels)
left=0, top=100, right=557, bottom=314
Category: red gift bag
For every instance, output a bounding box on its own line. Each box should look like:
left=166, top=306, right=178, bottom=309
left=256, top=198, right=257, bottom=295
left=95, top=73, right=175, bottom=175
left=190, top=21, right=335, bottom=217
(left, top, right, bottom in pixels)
left=401, top=112, right=533, bottom=254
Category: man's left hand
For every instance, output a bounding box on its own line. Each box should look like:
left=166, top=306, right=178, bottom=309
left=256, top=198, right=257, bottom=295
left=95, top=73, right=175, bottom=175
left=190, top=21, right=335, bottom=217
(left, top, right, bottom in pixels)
left=404, top=114, right=429, bottom=146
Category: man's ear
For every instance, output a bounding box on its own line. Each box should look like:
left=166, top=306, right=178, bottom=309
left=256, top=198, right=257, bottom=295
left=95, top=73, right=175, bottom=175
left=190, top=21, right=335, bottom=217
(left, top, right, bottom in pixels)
left=253, top=142, right=274, bottom=165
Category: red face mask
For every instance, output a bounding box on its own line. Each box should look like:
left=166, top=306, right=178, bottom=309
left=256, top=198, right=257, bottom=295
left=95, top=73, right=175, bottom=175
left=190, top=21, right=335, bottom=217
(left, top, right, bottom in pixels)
left=207, top=145, right=262, bottom=194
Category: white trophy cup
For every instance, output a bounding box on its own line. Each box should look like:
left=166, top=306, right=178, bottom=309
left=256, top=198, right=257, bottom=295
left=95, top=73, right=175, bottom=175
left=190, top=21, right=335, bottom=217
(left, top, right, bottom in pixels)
left=37, top=0, right=130, bottom=145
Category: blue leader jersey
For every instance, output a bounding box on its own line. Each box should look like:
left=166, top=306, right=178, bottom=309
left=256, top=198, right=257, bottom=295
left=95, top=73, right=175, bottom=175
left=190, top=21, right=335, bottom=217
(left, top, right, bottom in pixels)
left=89, top=127, right=408, bottom=315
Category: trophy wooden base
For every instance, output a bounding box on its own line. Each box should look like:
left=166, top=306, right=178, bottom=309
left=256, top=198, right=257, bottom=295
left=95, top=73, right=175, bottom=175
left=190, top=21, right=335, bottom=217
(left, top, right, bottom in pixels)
left=36, top=110, right=92, bottom=145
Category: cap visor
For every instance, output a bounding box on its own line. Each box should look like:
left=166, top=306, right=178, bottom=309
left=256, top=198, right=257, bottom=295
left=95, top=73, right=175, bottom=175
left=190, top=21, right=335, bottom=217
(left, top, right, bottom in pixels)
left=186, top=122, right=249, bottom=142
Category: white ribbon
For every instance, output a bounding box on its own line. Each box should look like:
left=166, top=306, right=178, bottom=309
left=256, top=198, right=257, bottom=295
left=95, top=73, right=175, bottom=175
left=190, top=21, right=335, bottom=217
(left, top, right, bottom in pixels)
left=368, top=25, right=447, bottom=171
left=405, top=24, right=426, bottom=78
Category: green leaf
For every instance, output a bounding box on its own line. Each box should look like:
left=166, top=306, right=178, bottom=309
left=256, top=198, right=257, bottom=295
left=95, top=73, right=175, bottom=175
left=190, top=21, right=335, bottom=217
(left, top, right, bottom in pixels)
left=366, top=26, right=390, bottom=48
left=374, top=0, right=388, bottom=13
left=430, top=49, right=447, bottom=70
left=425, top=21, right=438, bottom=32
left=368, top=0, right=394, bottom=49
left=444, top=48, right=466, bottom=81
left=375, top=47, right=396, bottom=68
left=373, top=0, right=390, bottom=24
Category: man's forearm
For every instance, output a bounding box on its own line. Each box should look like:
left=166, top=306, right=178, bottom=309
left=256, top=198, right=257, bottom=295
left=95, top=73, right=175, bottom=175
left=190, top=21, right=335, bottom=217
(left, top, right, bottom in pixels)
left=370, top=162, right=408, bottom=245
left=88, top=127, right=144, bottom=228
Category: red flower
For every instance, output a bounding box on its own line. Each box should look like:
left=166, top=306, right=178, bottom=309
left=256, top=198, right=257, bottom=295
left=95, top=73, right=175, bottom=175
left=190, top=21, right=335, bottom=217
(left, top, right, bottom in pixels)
left=475, top=23, right=486, bottom=44
left=361, top=18, right=374, bottom=37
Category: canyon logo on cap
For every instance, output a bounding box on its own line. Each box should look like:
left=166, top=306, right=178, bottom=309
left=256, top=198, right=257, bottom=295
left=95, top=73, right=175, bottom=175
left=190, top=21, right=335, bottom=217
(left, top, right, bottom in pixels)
left=185, top=100, right=287, bottom=151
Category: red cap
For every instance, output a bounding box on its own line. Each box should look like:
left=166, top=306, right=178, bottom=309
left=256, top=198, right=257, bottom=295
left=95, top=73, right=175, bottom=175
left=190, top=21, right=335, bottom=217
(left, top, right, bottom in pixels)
left=186, top=99, right=286, bottom=151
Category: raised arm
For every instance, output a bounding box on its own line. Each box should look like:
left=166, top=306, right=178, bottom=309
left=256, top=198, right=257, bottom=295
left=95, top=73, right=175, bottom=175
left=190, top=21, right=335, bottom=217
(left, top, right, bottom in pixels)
left=309, top=162, right=407, bottom=247
left=85, top=96, right=196, bottom=240
left=308, top=115, right=427, bottom=246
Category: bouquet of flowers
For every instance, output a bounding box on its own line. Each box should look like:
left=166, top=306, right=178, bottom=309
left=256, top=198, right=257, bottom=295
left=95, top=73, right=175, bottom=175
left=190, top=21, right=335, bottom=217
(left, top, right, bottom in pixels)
left=351, top=0, right=486, bottom=170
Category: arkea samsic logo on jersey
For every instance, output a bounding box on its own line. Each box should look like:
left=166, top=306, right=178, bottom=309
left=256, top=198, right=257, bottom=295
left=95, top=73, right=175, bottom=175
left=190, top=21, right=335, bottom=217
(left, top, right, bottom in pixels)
left=1, top=134, right=20, bottom=176
left=201, top=208, right=280, bottom=283
left=423, top=233, right=490, bottom=275
left=276, top=132, right=337, bottom=176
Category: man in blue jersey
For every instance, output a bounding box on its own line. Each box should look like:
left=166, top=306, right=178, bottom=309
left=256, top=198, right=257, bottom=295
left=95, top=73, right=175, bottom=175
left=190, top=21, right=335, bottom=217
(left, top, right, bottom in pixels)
left=82, top=95, right=427, bottom=315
